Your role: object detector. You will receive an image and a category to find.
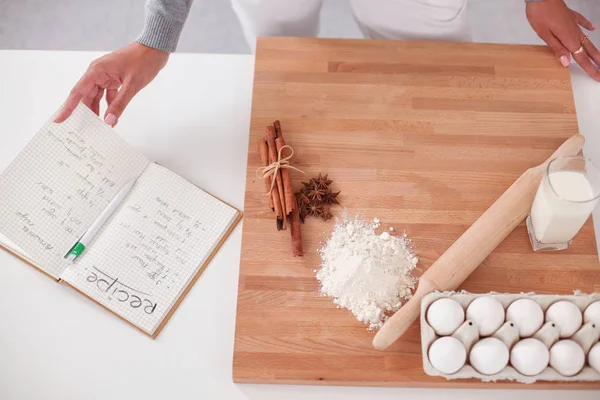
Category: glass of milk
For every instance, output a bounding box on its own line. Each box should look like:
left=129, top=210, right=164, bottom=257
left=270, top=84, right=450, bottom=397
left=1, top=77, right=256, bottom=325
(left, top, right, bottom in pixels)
left=527, top=156, right=600, bottom=251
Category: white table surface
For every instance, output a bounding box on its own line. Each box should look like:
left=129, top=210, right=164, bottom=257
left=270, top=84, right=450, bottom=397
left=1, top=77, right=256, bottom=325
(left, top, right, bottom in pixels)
left=1, top=50, right=599, bottom=400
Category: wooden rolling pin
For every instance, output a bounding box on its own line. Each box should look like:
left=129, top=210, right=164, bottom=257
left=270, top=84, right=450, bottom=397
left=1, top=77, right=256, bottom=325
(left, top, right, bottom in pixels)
left=372, top=133, right=585, bottom=350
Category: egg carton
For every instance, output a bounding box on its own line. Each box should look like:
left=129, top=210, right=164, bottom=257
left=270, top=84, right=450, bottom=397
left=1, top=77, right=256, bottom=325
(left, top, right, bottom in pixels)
left=421, top=291, right=600, bottom=383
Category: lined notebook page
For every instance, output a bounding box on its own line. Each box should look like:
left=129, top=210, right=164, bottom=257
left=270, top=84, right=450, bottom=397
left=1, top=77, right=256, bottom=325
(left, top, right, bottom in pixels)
left=60, top=163, right=240, bottom=335
left=0, top=103, right=149, bottom=278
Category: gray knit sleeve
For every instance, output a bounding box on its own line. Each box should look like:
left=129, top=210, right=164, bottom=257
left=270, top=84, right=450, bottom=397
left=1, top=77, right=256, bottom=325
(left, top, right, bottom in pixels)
left=136, top=0, right=194, bottom=53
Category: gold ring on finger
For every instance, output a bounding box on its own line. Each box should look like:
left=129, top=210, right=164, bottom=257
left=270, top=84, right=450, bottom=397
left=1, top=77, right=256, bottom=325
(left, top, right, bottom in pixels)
left=573, top=36, right=589, bottom=56
left=581, top=36, right=589, bottom=46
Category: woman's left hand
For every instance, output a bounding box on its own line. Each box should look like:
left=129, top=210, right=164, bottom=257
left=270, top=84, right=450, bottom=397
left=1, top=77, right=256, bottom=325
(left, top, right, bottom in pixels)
left=526, top=0, right=600, bottom=81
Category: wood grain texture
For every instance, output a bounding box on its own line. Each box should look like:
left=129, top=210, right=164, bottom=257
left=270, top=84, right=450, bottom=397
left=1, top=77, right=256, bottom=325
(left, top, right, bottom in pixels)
left=234, top=38, right=600, bottom=388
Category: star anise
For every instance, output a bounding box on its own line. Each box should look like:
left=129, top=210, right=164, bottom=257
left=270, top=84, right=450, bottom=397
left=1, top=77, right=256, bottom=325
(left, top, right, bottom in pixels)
left=321, top=205, right=333, bottom=221
left=295, top=191, right=310, bottom=205
left=323, top=189, right=340, bottom=205
left=298, top=202, right=310, bottom=223
left=313, top=173, right=333, bottom=190
left=295, top=173, right=340, bottom=223
left=306, top=203, right=325, bottom=218
left=307, top=187, right=326, bottom=202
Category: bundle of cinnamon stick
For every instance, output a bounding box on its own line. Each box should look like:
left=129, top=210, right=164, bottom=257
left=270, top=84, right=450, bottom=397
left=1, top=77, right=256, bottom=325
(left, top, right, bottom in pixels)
left=258, top=121, right=303, bottom=256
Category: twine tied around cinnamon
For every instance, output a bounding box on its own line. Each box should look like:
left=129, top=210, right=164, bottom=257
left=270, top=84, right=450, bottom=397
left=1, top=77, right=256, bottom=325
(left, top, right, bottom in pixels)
left=256, top=144, right=305, bottom=195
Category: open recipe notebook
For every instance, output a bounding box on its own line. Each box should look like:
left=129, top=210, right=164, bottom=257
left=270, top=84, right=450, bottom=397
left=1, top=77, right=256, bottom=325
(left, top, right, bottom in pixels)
left=0, top=103, right=242, bottom=338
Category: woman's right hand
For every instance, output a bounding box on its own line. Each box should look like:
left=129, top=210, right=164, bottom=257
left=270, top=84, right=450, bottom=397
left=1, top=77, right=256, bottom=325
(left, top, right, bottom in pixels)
left=54, top=42, right=169, bottom=126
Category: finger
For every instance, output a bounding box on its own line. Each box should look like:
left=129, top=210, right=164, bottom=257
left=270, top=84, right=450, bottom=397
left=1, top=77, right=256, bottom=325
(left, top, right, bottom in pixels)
left=104, top=81, right=139, bottom=126
left=583, top=37, right=600, bottom=67
left=90, top=88, right=105, bottom=116
left=554, top=26, right=600, bottom=81
left=106, top=88, right=118, bottom=107
left=573, top=50, right=600, bottom=82
left=571, top=10, right=596, bottom=31
left=81, top=86, right=99, bottom=112
left=540, top=30, right=571, bottom=67
left=54, top=75, right=97, bottom=123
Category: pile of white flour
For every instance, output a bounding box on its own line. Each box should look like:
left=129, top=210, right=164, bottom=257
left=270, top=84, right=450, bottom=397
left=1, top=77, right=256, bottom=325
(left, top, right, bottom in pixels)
left=316, top=215, right=418, bottom=329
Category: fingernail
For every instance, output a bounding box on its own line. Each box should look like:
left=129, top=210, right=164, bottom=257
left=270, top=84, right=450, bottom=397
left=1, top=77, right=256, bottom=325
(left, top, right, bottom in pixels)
left=104, top=113, right=117, bottom=126
left=560, top=55, right=570, bottom=67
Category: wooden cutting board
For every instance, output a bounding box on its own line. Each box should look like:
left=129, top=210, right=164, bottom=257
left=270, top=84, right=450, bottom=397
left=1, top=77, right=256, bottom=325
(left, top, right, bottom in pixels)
left=233, top=37, right=600, bottom=389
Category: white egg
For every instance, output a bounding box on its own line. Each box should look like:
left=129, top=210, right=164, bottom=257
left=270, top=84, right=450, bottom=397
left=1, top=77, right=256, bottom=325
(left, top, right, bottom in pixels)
left=466, top=296, right=505, bottom=336
left=427, top=298, right=465, bottom=336
left=545, top=301, right=583, bottom=338
left=506, top=298, right=544, bottom=337
left=510, top=338, right=549, bottom=376
left=584, top=301, right=600, bottom=325
left=589, top=341, right=600, bottom=374
left=428, top=336, right=467, bottom=375
left=469, top=337, right=509, bottom=375
left=550, top=340, right=585, bottom=377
